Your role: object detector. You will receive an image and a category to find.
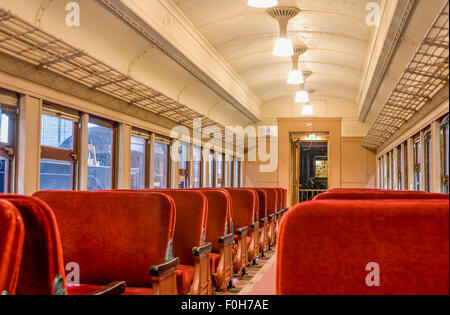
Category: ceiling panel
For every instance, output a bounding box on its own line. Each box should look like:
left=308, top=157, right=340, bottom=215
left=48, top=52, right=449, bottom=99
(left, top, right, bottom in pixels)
left=173, top=0, right=372, bottom=103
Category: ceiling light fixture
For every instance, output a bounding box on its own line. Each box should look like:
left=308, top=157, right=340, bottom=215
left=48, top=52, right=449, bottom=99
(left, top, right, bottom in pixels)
left=287, top=46, right=308, bottom=84
left=301, top=102, right=314, bottom=116
left=248, top=0, right=278, bottom=8
left=295, top=71, right=312, bottom=103
left=267, top=7, right=300, bottom=57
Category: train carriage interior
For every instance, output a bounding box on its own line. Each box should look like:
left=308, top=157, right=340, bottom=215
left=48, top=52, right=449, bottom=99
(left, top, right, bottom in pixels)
left=0, top=0, right=449, bottom=298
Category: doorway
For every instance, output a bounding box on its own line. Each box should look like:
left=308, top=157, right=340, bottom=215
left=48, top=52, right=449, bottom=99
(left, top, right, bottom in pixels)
left=292, top=133, right=329, bottom=203
left=299, top=141, right=328, bottom=190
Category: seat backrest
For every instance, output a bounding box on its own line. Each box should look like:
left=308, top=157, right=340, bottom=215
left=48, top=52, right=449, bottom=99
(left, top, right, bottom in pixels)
left=275, top=188, right=284, bottom=212
left=254, top=189, right=267, bottom=221
left=314, top=189, right=449, bottom=200
left=191, top=189, right=232, bottom=252
left=34, top=191, right=175, bottom=287
left=277, top=199, right=450, bottom=295
left=281, top=189, right=287, bottom=209
left=0, top=199, right=25, bottom=295
left=144, top=190, right=207, bottom=266
left=1, top=195, right=65, bottom=295
left=261, top=188, right=278, bottom=216
left=223, top=188, right=257, bottom=229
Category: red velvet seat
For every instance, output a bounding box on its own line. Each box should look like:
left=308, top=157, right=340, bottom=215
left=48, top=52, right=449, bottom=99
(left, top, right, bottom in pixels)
left=277, top=199, right=450, bottom=295
left=125, top=189, right=211, bottom=295
left=223, top=188, right=257, bottom=270
left=260, top=188, right=278, bottom=248
left=254, top=189, right=268, bottom=257
left=0, top=199, right=24, bottom=295
left=1, top=195, right=67, bottom=295
left=34, top=191, right=178, bottom=295
left=191, top=189, right=234, bottom=292
left=314, top=189, right=449, bottom=200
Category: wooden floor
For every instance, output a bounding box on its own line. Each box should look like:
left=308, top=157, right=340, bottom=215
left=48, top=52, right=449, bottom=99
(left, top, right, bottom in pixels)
left=216, top=248, right=277, bottom=295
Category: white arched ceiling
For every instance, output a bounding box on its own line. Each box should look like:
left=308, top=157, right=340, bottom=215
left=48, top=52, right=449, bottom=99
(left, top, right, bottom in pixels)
left=173, top=0, right=372, bottom=104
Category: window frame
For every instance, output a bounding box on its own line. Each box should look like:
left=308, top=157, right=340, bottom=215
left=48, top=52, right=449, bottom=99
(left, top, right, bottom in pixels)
left=88, top=115, right=117, bottom=190
left=413, top=134, right=421, bottom=191
left=154, top=136, right=171, bottom=189
left=130, top=133, right=151, bottom=190
left=40, top=108, right=79, bottom=191
left=191, top=145, right=203, bottom=189
left=0, top=105, right=17, bottom=193
left=396, top=145, right=402, bottom=190
left=208, top=150, right=216, bottom=188
left=216, top=152, right=225, bottom=188
left=441, top=115, right=449, bottom=193
left=234, top=157, right=242, bottom=188
left=178, top=141, right=191, bottom=189
left=424, top=129, right=432, bottom=192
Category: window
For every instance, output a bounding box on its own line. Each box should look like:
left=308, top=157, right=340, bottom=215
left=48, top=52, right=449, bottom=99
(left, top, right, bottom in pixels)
left=0, top=107, right=16, bottom=193
left=87, top=117, right=115, bottom=191
left=208, top=151, right=215, bottom=187
left=216, top=153, right=224, bottom=188
left=227, top=156, right=233, bottom=188
left=178, top=142, right=190, bottom=189
left=234, top=158, right=241, bottom=187
left=40, top=111, right=78, bottom=191
left=377, top=157, right=383, bottom=189
left=413, top=135, right=421, bottom=191
left=424, top=130, right=432, bottom=192
left=396, top=145, right=402, bottom=190
left=403, top=141, right=409, bottom=190
left=386, top=153, right=391, bottom=190
left=192, top=145, right=202, bottom=188
left=441, top=115, right=449, bottom=193
left=154, top=140, right=169, bottom=189
left=131, top=136, right=147, bottom=189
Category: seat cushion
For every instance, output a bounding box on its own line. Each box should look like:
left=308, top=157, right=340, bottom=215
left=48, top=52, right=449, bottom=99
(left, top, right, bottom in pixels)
left=67, top=284, right=153, bottom=295
left=176, top=264, right=195, bottom=295
left=247, top=236, right=251, bottom=246
left=210, top=253, right=221, bottom=275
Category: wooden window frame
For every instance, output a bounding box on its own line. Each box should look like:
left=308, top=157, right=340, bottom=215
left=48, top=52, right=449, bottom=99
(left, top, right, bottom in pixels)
left=0, top=108, right=16, bottom=193
left=441, top=115, right=449, bottom=193
left=40, top=111, right=79, bottom=191
left=192, top=145, right=202, bottom=189
left=396, top=145, right=402, bottom=190
left=413, top=135, right=421, bottom=191
left=154, top=139, right=171, bottom=189
left=88, top=116, right=117, bottom=190
left=208, top=150, right=216, bottom=188
left=424, top=129, right=432, bottom=193
left=130, top=134, right=150, bottom=189
left=216, top=152, right=225, bottom=188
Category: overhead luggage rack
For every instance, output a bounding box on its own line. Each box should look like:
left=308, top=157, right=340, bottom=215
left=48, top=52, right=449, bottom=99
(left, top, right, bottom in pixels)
left=362, top=2, right=449, bottom=150
left=0, top=8, right=241, bottom=147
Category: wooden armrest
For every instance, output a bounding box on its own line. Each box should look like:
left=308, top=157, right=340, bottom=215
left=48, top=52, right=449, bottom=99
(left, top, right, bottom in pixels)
left=219, top=233, right=234, bottom=245
left=236, top=226, right=248, bottom=236
left=89, top=281, right=126, bottom=295
left=150, top=257, right=180, bottom=278
left=193, top=242, right=212, bottom=256
left=260, top=217, right=267, bottom=225
left=268, top=214, right=275, bottom=221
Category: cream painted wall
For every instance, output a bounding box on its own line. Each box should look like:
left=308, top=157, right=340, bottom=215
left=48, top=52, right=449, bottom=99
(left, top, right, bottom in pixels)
left=244, top=122, right=376, bottom=206
left=259, top=96, right=371, bottom=137
left=341, top=137, right=377, bottom=188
